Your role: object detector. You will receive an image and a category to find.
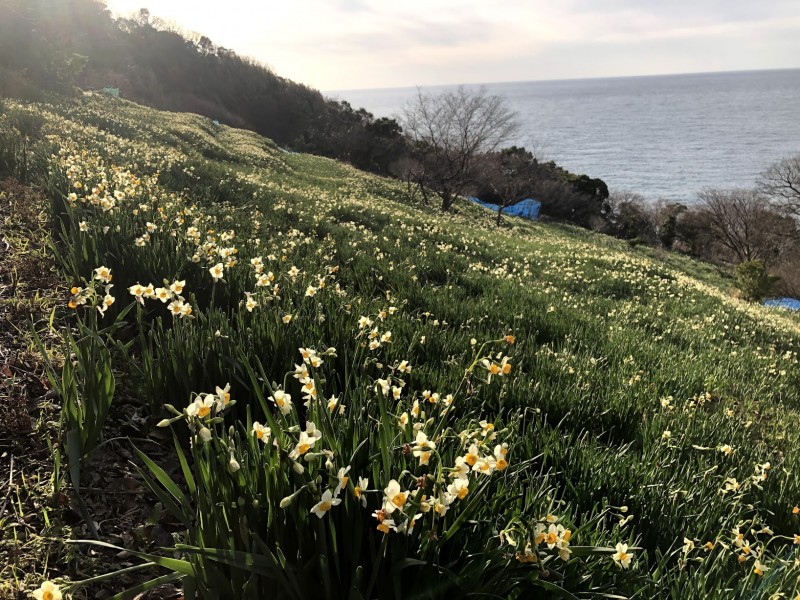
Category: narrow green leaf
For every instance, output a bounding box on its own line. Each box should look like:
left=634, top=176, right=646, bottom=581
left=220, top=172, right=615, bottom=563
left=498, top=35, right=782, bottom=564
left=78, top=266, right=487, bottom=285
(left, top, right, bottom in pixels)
left=108, top=573, right=182, bottom=600
left=132, top=444, right=189, bottom=506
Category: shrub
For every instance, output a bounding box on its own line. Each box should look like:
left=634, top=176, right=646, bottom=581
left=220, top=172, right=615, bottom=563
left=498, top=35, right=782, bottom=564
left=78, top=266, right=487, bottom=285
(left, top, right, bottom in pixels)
left=734, top=259, right=779, bottom=301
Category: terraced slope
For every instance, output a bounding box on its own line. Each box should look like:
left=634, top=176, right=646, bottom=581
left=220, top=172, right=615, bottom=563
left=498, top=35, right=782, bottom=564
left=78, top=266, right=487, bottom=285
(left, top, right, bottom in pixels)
left=2, top=94, right=799, bottom=599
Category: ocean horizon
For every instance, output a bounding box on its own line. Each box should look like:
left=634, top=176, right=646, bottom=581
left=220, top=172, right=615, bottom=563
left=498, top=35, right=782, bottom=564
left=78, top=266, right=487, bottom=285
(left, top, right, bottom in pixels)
left=329, top=68, right=800, bottom=203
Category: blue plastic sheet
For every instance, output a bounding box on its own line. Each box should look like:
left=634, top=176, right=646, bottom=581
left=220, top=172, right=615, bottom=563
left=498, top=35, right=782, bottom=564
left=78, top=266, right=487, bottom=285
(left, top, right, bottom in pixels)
left=763, top=297, right=800, bottom=311
left=468, top=196, right=541, bottom=220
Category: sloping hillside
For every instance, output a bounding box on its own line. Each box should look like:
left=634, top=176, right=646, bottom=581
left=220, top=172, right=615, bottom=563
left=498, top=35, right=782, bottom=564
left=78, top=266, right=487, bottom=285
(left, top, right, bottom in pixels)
left=2, top=94, right=799, bottom=599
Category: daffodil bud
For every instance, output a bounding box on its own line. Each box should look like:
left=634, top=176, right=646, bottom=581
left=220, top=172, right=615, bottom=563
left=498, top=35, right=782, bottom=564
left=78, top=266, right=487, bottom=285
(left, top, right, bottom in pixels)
left=199, top=427, right=212, bottom=442
left=292, top=461, right=305, bottom=474
left=156, top=419, right=171, bottom=427
left=229, top=457, right=240, bottom=472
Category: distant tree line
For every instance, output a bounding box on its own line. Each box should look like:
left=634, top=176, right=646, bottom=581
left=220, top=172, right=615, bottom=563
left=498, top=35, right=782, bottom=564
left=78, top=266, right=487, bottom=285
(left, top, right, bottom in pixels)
left=0, top=0, right=406, bottom=174
left=600, top=157, right=800, bottom=300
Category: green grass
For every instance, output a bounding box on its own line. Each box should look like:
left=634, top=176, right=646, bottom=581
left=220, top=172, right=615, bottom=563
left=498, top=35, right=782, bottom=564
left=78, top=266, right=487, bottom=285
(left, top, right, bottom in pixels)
left=3, top=93, right=800, bottom=599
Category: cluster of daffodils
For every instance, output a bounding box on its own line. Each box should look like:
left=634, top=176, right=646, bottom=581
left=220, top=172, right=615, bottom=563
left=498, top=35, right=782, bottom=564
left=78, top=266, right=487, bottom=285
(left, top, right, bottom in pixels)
left=356, top=309, right=397, bottom=351
left=67, top=266, right=116, bottom=316
left=503, top=504, right=638, bottom=570
left=481, top=353, right=512, bottom=383
left=292, top=346, right=338, bottom=408
left=63, top=156, right=152, bottom=214
left=511, top=515, right=574, bottom=564
left=370, top=389, right=511, bottom=535
left=128, top=279, right=192, bottom=318
left=187, top=225, right=240, bottom=269
left=164, top=333, right=518, bottom=544
left=158, top=383, right=235, bottom=444
left=675, top=514, right=800, bottom=585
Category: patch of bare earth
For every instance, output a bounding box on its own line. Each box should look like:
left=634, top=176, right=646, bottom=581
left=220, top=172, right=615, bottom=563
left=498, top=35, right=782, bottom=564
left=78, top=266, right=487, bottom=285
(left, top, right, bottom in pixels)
left=0, top=180, right=174, bottom=599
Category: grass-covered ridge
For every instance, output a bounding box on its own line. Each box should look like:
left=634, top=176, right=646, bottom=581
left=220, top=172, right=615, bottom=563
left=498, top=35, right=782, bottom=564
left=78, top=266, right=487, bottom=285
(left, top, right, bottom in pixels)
left=3, top=94, right=800, bottom=599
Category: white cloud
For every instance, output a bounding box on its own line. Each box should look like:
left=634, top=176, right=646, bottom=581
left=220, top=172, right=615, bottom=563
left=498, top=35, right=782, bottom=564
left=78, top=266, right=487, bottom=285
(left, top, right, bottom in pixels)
left=104, top=0, right=800, bottom=90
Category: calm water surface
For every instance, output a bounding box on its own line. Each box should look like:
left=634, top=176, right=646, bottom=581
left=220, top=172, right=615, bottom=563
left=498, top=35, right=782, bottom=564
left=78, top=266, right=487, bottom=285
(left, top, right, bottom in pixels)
left=330, top=70, right=800, bottom=203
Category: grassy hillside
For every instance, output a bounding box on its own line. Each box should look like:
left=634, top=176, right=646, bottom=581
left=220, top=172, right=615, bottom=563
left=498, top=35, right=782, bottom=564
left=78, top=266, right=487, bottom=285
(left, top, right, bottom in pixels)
left=2, top=94, right=800, bottom=599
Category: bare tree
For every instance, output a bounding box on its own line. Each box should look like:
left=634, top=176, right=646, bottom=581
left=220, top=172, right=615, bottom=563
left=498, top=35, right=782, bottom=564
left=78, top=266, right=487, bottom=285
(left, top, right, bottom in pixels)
left=401, top=86, right=518, bottom=211
left=758, top=154, right=800, bottom=220
left=698, top=188, right=796, bottom=266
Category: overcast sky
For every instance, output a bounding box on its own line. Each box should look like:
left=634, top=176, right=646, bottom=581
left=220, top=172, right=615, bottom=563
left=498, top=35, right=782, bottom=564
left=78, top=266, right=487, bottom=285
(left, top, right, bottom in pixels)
left=104, top=0, right=800, bottom=91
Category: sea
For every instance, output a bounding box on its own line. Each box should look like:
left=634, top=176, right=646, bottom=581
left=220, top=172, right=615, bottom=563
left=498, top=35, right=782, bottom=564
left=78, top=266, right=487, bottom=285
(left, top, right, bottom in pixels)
left=329, top=69, right=800, bottom=204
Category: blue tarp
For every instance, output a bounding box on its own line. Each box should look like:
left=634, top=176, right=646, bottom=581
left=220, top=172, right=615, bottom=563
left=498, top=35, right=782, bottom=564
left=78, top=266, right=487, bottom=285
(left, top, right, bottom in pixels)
left=468, top=196, right=541, bottom=220
left=763, top=297, right=800, bottom=311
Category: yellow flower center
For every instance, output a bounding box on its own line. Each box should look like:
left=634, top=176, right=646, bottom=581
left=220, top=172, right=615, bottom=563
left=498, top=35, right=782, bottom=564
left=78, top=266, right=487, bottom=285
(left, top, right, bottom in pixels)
left=340, top=476, right=349, bottom=487
left=319, top=501, right=331, bottom=512
left=546, top=532, right=558, bottom=544
left=392, top=493, right=407, bottom=507
left=197, top=406, right=211, bottom=418
left=377, top=522, right=390, bottom=533
left=43, top=591, right=54, bottom=600
left=465, top=453, right=478, bottom=466
left=496, top=459, right=508, bottom=471
left=298, top=443, right=310, bottom=455
left=457, top=486, right=469, bottom=500
left=354, top=487, right=362, bottom=498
